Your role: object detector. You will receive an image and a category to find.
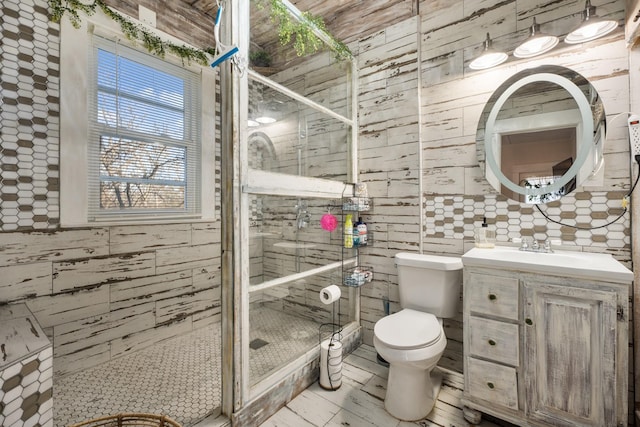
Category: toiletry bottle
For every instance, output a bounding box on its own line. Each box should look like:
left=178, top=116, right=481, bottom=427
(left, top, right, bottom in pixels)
left=357, top=217, right=368, bottom=245
left=474, top=217, right=495, bottom=248
left=353, top=218, right=360, bottom=246
left=344, top=214, right=354, bottom=248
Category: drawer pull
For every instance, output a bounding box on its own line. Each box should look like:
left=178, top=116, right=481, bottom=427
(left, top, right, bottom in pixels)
left=487, top=382, right=495, bottom=389
left=488, top=339, right=496, bottom=346
left=525, top=318, right=533, bottom=325
left=488, top=293, right=497, bottom=301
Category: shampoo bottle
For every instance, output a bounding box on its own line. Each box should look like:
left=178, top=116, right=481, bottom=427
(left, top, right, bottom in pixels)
left=353, top=218, right=360, bottom=246
left=344, top=214, right=354, bottom=248
left=357, top=217, right=368, bottom=246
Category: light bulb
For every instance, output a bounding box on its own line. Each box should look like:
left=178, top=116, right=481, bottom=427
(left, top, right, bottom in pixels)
left=469, top=33, right=508, bottom=70
left=256, top=116, right=276, bottom=124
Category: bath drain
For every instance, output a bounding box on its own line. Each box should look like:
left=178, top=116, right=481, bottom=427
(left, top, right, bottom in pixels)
left=250, top=338, right=269, bottom=350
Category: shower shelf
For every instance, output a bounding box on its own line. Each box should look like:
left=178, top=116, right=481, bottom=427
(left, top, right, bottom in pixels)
left=342, top=265, right=374, bottom=287
left=340, top=195, right=372, bottom=287
left=341, top=197, right=372, bottom=211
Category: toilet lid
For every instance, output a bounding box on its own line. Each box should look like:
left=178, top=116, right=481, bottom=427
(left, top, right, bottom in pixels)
left=374, top=309, right=442, bottom=350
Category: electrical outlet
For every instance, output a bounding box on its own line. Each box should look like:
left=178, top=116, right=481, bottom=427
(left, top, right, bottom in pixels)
left=629, top=114, right=640, bottom=157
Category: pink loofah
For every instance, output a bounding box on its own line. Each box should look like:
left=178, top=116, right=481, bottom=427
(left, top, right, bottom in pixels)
left=320, top=213, right=338, bottom=231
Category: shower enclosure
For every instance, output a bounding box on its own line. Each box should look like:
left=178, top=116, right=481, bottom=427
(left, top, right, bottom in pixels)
left=220, top=0, right=360, bottom=420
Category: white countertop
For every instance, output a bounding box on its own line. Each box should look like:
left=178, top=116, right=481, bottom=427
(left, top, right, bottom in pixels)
left=462, top=246, right=633, bottom=283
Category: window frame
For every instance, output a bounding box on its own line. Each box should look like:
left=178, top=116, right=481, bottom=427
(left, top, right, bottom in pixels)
left=59, top=10, right=216, bottom=226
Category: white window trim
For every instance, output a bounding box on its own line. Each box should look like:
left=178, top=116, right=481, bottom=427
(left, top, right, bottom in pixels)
left=59, top=9, right=216, bottom=226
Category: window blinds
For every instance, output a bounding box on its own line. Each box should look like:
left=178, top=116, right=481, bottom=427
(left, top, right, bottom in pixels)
left=87, top=36, right=202, bottom=220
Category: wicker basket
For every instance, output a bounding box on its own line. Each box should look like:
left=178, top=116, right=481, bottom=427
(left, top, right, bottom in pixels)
left=68, top=413, right=182, bottom=427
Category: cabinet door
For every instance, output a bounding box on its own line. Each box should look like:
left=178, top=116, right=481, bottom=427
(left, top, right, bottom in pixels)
left=523, top=280, right=618, bottom=427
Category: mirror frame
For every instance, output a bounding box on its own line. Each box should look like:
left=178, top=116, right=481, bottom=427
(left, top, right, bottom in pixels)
left=483, top=70, right=596, bottom=199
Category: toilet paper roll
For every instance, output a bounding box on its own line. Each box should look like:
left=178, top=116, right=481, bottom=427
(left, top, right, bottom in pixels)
left=319, top=339, right=342, bottom=390
left=319, top=285, right=341, bottom=305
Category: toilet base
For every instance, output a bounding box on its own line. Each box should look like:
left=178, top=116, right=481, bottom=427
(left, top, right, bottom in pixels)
left=384, top=365, right=443, bottom=421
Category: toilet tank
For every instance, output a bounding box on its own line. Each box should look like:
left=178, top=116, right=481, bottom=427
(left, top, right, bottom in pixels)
left=395, top=252, right=463, bottom=318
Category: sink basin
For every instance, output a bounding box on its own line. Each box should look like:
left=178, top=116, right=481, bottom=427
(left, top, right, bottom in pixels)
left=462, top=246, right=633, bottom=283
left=273, top=242, right=317, bottom=249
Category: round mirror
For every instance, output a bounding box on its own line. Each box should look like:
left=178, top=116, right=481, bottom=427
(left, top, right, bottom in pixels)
left=476, top=65, right=606, bottom=204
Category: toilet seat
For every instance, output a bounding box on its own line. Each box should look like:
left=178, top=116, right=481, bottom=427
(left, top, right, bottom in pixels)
left=374, top=308, right=442, bottom=350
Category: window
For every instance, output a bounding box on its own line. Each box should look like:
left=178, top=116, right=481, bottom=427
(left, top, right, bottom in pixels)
left=59, top=14, right=216, bottom=226
left=88, top=36, right=201, bottom=220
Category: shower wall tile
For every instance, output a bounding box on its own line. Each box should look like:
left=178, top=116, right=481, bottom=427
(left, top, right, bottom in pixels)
left=109, top=271, right=193, bottom=311
left=193, top=266, right=220, bottom=292
left=0, top=228, right=109, bottom=266
left=192, top=221, right=221, bottom=246
left=52, top=253, right=156, bottom=293
left=0, top=262, right=52, bottom=302
left=52, top=343, right=111, bottom=379
left=110, top=316, right=193, bottom=360
left=26, top=286, right=110, bottom=328
left=155, top=288, right=219, bottom=325
left=53, top=304, right=156, bottom=372
left=156, top=244, right=221, bottom=275
left=0, top=0, right=222, bottom=378
left=109, top=223, right=192, bottom=255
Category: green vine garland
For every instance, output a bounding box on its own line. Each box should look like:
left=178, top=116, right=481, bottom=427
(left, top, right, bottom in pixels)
left=48, top=0, right=215, bottom=65
left=256, top=0, right=351, bottom=60
left=48, top=0, right=351, bottom=65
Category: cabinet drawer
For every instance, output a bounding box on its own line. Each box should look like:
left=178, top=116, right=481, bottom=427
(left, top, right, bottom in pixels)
left=466, top=273, right=519, bottom=320
left=468, top=316, right=519, bottom=366
left=467, top=357, right=518, bottom=410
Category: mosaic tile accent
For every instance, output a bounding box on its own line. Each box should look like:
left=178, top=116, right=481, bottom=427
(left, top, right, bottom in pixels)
left=424, top=192, right=631, bottom=250
left=0, top=349, right=53, bottom=427
left=0, top=0, right=60, bottom=231
left=0, top=304, right=53, bottom=427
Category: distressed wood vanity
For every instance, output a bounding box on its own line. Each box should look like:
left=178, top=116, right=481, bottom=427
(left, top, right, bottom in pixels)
left=461, top=246, right=633, bottom=427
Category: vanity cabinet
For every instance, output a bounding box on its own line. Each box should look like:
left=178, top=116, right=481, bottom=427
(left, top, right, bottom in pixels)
left=462, top=266, right=629, bottom=427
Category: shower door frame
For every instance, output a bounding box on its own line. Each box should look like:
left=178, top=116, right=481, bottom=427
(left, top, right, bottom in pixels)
left=221, top=0, right=360, bottom=418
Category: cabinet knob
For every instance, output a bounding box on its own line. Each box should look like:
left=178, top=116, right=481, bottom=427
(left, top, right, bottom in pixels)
left=488, top=339, right=496, bottom=346
left=525, top=318, right=533, bottom=325
left=487, top=382, right=495, bottom=389
left=488, top=293, right=497, bottom=301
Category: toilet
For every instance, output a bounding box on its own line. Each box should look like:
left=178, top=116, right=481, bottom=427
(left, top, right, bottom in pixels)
left=373, top=252, right=463, bottom=421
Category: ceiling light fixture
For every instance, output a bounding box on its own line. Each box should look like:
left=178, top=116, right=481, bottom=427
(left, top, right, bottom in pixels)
left=469, top=33, right=508, bottom=70
left=565, top=0, right=618, bottom=44
left=255, top=115, right=276, bottom=124
left=248, top=119, right=260, bottom=127
left=514, top=18, right=559, bottom=58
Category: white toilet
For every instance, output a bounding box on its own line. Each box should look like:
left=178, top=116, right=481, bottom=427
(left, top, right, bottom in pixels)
left=373, top=252, right=463, bottom=421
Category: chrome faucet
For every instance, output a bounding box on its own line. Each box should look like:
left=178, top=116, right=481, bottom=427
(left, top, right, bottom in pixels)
left=295, top=202, right=311, bottom=229
left=518, top=237, right=554, bottom=253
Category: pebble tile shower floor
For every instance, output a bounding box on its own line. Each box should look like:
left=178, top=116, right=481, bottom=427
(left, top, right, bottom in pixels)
left=54, top=306, right=321, bottom=426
